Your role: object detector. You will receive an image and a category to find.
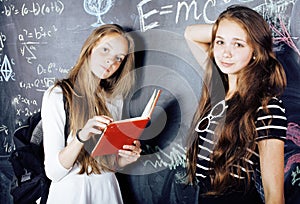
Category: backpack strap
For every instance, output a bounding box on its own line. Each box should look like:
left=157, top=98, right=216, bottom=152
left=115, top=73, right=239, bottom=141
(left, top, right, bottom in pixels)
left=62, top=93, right=70, bottom=146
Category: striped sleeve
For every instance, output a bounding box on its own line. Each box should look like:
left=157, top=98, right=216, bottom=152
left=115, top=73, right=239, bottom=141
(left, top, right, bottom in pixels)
left=256, top=97, right=287, bottom=141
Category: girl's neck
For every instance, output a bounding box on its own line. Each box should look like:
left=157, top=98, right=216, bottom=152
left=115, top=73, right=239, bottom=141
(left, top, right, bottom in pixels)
left=225, top=91, right=235, bottom=100
left=226, top=74, right=237, bottom=100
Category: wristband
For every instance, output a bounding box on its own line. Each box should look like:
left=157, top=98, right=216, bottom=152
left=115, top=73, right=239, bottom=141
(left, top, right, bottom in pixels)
left=76, top=129, right=87, bottom=144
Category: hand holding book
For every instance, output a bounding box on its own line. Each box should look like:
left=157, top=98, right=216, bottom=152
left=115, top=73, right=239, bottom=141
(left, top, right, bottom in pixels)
left=91, top=89, right=162, bottom=157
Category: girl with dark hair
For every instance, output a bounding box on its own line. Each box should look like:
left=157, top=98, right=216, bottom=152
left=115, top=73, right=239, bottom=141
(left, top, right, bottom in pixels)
left=42, top=24, right=141, bottom=203
left=184, top=5, right=287, bottom=204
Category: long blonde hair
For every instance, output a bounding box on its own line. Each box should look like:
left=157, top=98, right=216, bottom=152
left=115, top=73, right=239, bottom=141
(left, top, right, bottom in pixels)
left=186, top=5, right=286, bottom=194
left=55, top=24, right=135, bottom=174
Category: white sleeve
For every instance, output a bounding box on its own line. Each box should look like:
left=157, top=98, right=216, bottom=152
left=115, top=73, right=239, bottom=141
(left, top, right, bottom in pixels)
left=41, top=85, right=71, bottom=182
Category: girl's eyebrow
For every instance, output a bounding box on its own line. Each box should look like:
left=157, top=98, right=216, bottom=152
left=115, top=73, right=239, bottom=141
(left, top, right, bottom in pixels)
left=106, top=42, right=113, bottom=49
left=106, top=42, right=127, bottom=56
left=215, top=35, right=247, bottom=43
left=233, top=37, right=247, bottom=43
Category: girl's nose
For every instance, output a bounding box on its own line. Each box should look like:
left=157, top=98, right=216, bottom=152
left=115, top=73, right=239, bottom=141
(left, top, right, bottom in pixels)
left=223, top=48, right=232, bottom=58
left=106, top=58, right=114, bottom=66
left=223, top=51, right=231, bottom=58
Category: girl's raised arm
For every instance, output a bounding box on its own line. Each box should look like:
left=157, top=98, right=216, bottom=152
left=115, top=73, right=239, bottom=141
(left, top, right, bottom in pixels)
left=184, top=24, right=213, bottom=68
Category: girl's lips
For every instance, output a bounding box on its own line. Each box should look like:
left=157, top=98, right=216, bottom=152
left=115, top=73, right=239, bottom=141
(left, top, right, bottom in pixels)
left=221, top=62, right=233, bottom=67
left=100, top=65, right=109, bottom=72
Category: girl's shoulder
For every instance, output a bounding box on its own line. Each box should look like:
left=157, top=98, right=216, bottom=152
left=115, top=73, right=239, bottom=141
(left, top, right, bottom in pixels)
left=268, top=97, right=285, bottom=106
left=44, top=85, right=63, bottom=97
left=257, top=97, right=285, bottom=114
left=256, top=97, right=287, bottom=141
left=42, top=85, right=64, bottom=108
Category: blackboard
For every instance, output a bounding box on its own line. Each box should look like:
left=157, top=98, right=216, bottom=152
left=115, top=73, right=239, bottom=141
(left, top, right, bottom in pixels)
left=1, top=0, right=300, bottom=203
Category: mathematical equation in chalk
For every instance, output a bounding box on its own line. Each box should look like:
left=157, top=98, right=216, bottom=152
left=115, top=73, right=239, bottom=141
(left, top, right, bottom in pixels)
left=15, top=107, right=41, bottom=119
left=13, top=94, right=38, bottom=107
left=19, top=76, right=56, bottom=91
left=12, top=93, right=41, bottom=119
left=36, top=62, right=70, bottom=76
left=0, top=0, right=64, bottom=17
left=137, top=0, right=295, bottom=32
left=18, top=25, right=58, bottom=64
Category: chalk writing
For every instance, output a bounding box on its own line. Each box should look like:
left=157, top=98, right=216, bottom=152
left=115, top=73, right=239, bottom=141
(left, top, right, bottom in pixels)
left=15, top=107, right=40, bottom=118
left=0, top=32, right=6, bottom=52
left=1, top=0, right=64, bottom=17
left=255, top=0, right=294, bottom=19
left=143, top=143, right=186, bottom=170
left=19, top=77, right=56, bottom=91
left=286, top=123, right=300, bottom=146
left=13, top=94, right=38, bottom=107
left=137, top=0, right=218, bottom=32
left=0, top=55, right=15, bottom=82
left=0, top=125, right=12, bottom=153
left=18, top=25, right=58, bottom=64
left=271, top=16, right=300, bottom=56
left=83, top=0, right=115, bottom=27
left=285, top=153, right=300, bottom=173
left=137, top=0, right=168, bottom=32
left=291, top=165, right=300, bottom=186
left=37, top=62, right=69, bottom=75
left=0, top=125, right=8, bottom=136
left=176, top=0, right=202, bottom=22
left=19, top=41, right=42, bottom=64
left=137, top=0, right=295, bottom=32
left=12, top=93, right=41, bottom=119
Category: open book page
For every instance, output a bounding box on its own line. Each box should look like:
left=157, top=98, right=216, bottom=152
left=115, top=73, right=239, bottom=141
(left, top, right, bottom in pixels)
left=90, top=89, right=161, bottom=157
left=104, top=89, right=161, bottom=124
left=141, top=89, right=161, bottom=118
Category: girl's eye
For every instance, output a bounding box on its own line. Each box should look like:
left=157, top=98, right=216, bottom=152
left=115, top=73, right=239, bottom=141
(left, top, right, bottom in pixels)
left=215, top=40, right=223, bottom=45
left=102, top=47, right=109, bottom=52
left=116, top=57, right=121, bottom=62
left=116, top=56, right=124, bottom=62
left=234, top=43, right=244, bottom=48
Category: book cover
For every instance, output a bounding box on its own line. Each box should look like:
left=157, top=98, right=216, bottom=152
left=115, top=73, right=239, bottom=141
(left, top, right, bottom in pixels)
left=91, top=89, right=161, bottom=157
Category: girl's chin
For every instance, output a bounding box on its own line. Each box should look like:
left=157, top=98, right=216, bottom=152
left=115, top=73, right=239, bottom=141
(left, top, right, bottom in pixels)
left=218, top=68, right=234, bottom=75
left=92, top=71, right=107, bottom=79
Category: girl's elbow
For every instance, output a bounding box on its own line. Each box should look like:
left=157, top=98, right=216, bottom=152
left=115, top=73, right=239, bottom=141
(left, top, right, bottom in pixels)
left=264, top=188, right=285, bottom=204
left=44, top=158, right=70, bottom=182
left=184, top=25, right=193, bottom=40
left=44, top=166, right=62, bottom=182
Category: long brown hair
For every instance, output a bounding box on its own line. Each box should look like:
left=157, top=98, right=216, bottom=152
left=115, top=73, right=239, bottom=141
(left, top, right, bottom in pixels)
left=186, top=5, right=286, bottom=194
left=54, top=24, right=135, bottom=174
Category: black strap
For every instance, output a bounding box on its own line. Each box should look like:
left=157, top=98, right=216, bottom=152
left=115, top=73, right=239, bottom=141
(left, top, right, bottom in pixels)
left=62, top=93, right=70, bottom=146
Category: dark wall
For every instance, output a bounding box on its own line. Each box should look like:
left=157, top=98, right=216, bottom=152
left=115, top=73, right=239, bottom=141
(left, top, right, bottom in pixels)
left=0, top=0, right=300, bottom=203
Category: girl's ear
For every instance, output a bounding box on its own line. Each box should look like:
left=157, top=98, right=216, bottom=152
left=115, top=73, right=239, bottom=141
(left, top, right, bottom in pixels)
left=253, top=51, right=256, bottom=60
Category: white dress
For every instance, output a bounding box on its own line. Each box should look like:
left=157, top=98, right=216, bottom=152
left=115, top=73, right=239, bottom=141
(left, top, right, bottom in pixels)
left=41, top=86, right=124, bottom=204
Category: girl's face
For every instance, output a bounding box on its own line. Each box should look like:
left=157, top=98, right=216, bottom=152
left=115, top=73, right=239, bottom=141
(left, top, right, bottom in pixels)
left=90, top=32, right=129, bottom=79
left=213, top=19, right=254, bottom=76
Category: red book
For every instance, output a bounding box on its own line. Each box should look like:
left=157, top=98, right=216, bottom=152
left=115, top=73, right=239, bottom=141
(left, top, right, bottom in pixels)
left=91, top=89, right=161, bottom=157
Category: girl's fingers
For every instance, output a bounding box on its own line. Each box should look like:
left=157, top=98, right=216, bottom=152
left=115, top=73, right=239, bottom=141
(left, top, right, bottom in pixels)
left=123, top=144, right=142, bottom=154
left=120, top=142, right=142, bottom=160
left=94, top=115, right=113, bottom=124
left=133, top=140, right=141, bottom=148
left=118, top=149, right=140, bottom=159
left=80, top=115, right=111, bottom=140
left=85, top=115, right=112, bottom=131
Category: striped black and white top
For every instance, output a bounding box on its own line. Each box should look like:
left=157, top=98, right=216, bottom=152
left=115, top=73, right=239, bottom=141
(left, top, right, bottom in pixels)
left=195, top=97, right=287, bottom=188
